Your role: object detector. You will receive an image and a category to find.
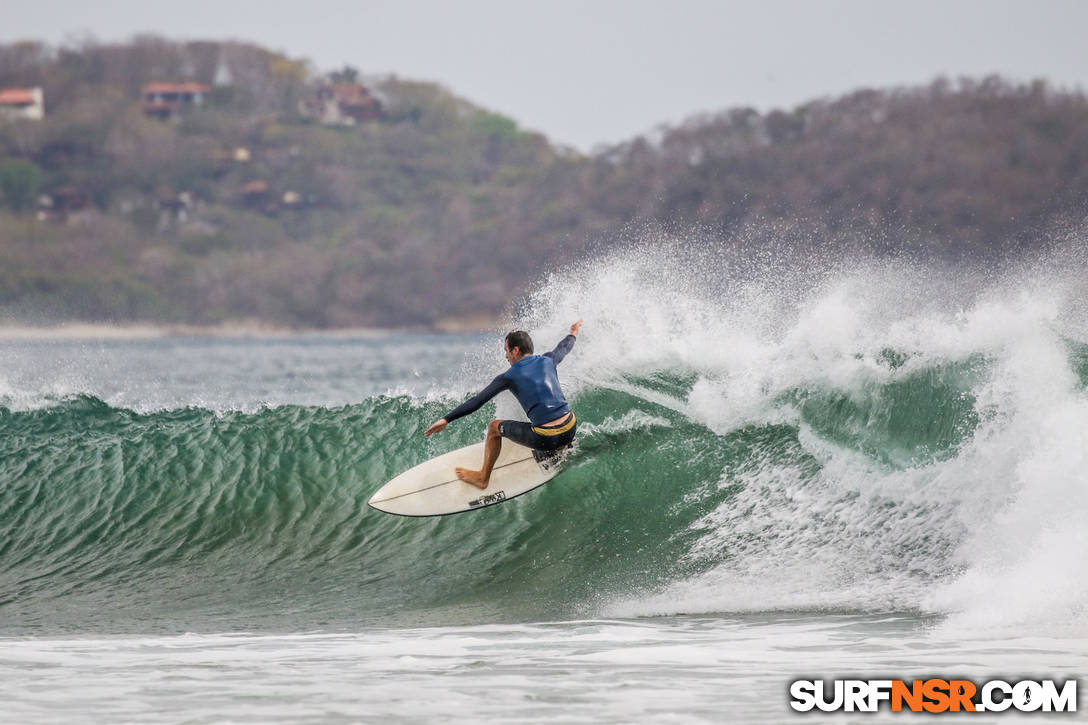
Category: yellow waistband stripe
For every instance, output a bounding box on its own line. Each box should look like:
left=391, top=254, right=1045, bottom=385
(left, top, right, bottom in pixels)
left=532, top=413, right=576, bottom=436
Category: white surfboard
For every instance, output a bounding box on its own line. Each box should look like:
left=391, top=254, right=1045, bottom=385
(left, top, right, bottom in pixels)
left=368, top=441, right=569, bottom=517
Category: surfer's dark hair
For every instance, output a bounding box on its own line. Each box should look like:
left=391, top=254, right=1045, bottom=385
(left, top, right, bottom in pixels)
left=505, top=330, right=533, bottom=355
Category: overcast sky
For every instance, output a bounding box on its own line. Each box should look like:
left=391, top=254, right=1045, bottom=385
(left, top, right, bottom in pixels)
left=4, top=0, right=1088, bottom=150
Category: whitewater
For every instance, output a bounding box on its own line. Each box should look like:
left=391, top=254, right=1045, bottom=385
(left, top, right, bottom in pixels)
left=1, top=247, right=1086, bottom=722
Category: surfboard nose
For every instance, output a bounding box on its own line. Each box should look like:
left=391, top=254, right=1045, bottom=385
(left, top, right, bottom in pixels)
left=366, top=490, right=391, bottom=512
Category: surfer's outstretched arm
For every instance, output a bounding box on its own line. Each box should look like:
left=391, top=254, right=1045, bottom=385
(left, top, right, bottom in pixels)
left=424, top=374, right=508, bottom=436
left=545, top=319, right=582, bottom=365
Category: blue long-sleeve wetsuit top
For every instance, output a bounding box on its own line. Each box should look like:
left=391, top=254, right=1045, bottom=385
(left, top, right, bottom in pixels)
left=444, top=335, right=575, bottom=427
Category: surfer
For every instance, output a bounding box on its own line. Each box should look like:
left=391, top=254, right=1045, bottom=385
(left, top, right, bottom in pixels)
left=424, top=320, right=583, bottom=489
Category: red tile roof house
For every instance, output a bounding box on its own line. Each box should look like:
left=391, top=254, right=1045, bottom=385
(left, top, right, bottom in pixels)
left=301, top=83, right=382, bottom=126
left=0, top=87, right=44, bottom=121
left=142, top=82, right=211, bottom=119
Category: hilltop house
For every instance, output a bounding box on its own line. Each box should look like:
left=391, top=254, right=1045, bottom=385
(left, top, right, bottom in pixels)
left=300, top=83, right=382, bottom=126
left=0, top=87, right=44, bottom=120
left=142, top=82, right=211, bottom=119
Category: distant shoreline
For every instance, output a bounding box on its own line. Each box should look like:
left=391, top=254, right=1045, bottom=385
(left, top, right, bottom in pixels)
left=0, top=316, right=505, bottom=341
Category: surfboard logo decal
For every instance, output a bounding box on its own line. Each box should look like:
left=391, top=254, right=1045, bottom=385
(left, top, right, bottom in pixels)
left=468, top=491, right=506, bottom=507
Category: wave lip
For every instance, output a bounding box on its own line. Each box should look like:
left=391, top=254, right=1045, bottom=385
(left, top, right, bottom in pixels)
left=529, top=247, right=1088, bottom=634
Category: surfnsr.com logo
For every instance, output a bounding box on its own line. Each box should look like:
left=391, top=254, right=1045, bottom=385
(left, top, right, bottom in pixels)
left=789, top=679, right=1077, bottom=713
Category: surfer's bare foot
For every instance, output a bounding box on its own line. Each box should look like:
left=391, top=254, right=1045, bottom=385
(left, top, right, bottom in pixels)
left=455, top=467, right=489, bottom=489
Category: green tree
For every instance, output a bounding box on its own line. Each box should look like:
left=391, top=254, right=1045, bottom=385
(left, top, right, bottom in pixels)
left=0, top=159, right=43, bottom=212
left=472, top=111, right=519, bottom=143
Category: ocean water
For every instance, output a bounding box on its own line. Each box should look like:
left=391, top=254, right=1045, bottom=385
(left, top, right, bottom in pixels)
left=1, top=250, right=1087, bottom=722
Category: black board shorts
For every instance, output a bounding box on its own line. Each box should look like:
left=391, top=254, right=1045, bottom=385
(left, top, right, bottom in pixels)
left=498, top=413, right=576, bottom=452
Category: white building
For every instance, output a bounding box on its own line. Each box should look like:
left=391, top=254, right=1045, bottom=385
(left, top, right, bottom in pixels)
left=0, top=87, right=44, bottom=121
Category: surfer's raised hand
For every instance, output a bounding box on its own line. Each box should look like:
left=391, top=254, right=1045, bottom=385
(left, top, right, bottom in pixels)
left=424, top=418, right=448, bottom=436
left=570, top=319, right=583, bottom=337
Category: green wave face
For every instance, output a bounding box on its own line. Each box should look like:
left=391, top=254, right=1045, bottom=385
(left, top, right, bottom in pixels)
left=0, top=350, right=997, bottom=633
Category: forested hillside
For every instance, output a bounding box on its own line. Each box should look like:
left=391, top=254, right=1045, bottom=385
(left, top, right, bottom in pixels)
left=0, top=38, right=1085, bottom=328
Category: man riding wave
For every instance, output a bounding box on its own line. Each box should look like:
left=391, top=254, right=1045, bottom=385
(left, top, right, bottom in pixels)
left=425, top=319, right=583, bottom=489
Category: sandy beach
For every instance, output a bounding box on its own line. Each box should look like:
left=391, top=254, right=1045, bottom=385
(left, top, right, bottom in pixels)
left=0, top=322, right=389, bottom=341
left=0, top=315, right=505, bottom=341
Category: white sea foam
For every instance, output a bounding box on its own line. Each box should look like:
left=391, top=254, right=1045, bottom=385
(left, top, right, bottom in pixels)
left=521, top=242, right=1088, bottom=634
left=3, top=617, right=1084, bottom=724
